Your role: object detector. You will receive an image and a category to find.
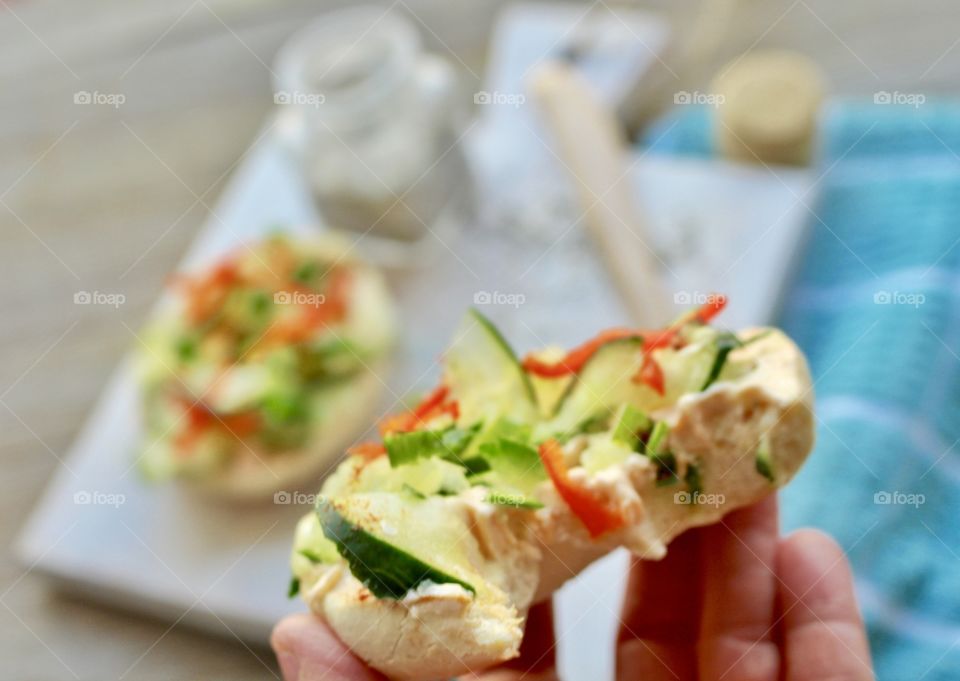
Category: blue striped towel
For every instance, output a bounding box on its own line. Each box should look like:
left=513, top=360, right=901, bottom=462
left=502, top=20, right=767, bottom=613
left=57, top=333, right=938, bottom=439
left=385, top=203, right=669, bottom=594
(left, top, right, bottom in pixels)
left=644, top=101, right=960, bottom=680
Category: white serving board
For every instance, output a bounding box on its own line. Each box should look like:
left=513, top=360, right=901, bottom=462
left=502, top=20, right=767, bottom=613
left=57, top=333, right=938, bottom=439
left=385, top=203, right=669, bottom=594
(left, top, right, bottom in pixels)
left=17, top=6, right=815, bottom=677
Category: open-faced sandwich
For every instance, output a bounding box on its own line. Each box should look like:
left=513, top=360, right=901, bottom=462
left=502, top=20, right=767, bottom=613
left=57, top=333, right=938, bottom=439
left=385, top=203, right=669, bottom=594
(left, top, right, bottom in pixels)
left=135, top=233, right=396, bottom=500
left=289, top=299, right=814, bottom=679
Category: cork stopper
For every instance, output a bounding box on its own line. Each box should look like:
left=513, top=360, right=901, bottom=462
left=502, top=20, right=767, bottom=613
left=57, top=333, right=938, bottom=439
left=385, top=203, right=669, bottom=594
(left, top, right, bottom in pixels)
left=712, top=50, right=824, bottom=166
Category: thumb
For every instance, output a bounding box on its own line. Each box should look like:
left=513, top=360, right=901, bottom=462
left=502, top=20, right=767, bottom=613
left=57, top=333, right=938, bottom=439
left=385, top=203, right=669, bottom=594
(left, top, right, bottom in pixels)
left=271, top=613, right=385, bottom=681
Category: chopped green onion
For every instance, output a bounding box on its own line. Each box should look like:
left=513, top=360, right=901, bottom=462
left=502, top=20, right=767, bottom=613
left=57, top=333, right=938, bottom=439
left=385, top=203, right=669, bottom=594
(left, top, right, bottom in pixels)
left=577, top=412, right=614, bottom=435
left=250, top=290, right=271, bottom=316
left=294, top=260, right=320, bottom=284
left=611, top=404, right=652, bottom=450
left=652, top=452, right=679, bottom=486
left=298, top=548, right=325, bottom=563
left=702, top=330, right=773, bottom=391
left=685, top=463, right=702, bottom=498
left=477, top=439, right=545, bottom=478
left=756, top=436, right=775, bottom=482
left=263, top=392, right=309, bottom=424
left=645, top=421, right=670, bottom=456
left=701, top=332, right=742, bottom=390
left=175, top=336, right=198, bottom=362
left=461, top=456, right=491, bottom=476
left=384, top=425, right=479, bottom=468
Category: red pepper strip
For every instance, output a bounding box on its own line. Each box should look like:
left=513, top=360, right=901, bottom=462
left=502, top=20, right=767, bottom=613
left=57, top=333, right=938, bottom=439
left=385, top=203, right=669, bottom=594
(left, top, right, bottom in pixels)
left=347, top=442, right=387, bottom=460
left=173, top=401, right=214, bottom=455
left=538, top=439, right=626, bottom=538
left=523, top=298, right=729, bottom=397
left=176, top=260, right=241, bottom=325
left=521, top=327, right=641, bottom=377
left=351, top=385, right=458, bottom=462
left=295, top=267, right=351, bottom=332
left=635, top=354, right=666, bottom=395
left=629, top=326, right=680, bottom=395
left=173, top=397, right=260, bottom=455
left=223, top=411, right=261, bottom=437
left=256, top=268, right=353, bottom=350
left=378, top=385, right=459, bottom=436
left=693, top=295, right=727, bottom=324
left=522, top=299, right=728, bottom=380
left=629, top=297, right=727, bottom=394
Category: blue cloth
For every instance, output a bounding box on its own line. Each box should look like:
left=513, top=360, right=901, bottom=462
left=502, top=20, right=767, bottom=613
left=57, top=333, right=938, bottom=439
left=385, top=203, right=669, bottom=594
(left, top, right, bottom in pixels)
left=644, top=102, right=960, bottom=680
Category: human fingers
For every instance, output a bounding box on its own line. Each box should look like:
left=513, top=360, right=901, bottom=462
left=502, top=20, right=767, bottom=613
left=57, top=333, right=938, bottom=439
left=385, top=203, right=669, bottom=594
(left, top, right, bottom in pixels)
left=271, top=613, right=386, bottom=681
left=776, top=529, right=873, bottom=681
left=697, top=493, right=781, bottom=681
left=617, top=529, right=702, bottom=680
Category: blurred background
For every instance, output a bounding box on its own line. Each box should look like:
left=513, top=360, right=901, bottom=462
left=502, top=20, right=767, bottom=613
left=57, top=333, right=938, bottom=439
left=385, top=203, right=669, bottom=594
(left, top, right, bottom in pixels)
left=4, top=0, right=960, bottom=679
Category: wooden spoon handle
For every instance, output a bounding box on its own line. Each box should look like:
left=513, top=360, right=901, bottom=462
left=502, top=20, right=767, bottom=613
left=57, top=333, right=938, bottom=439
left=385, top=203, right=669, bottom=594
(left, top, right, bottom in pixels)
left=530, top=61, right=671, bottom=326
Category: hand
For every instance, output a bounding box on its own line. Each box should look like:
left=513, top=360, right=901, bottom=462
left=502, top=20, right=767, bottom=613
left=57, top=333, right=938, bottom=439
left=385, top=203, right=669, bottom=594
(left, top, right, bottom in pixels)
left=271, top=495, right=874, bottom=680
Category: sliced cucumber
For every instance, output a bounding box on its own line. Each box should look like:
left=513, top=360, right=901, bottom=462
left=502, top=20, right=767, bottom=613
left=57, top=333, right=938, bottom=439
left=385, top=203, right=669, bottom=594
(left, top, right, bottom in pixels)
left=541, top=326, right=738, bottom=440
left=443, top=310, right=538, bottom=426
left=460, top=416, right=530, bottom=459
left=318, top=496, right=476, bottom=599
left=470, top=437, right=546, bottom=506
left=581, top=438, right=635, bottom=474
left=540, top=337, right=644, bottom=439
left=290, top=512, right=341, bottom=583
left=324, top=455, right=471, bottom=499
left=654, top=326, right=722, bottom=396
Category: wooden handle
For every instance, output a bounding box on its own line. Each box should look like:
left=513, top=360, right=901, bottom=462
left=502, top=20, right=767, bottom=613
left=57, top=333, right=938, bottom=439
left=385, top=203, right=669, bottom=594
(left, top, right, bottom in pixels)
left=529, top=61, right=671, bottom=326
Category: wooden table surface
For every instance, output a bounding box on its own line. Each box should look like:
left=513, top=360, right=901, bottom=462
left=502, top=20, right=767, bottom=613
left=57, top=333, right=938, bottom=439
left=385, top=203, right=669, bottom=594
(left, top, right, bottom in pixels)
left=2, top=0, right=958, bottom=678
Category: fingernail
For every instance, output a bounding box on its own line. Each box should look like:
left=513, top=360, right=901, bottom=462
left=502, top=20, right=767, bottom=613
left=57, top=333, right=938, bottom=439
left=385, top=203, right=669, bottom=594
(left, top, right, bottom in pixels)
left=276, top=650, right=301, bottom=681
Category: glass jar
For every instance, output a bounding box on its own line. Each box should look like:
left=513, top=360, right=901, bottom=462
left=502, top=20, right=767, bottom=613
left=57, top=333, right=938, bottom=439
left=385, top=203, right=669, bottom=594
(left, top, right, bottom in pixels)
left=273, top=6, right=470, bottom=264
